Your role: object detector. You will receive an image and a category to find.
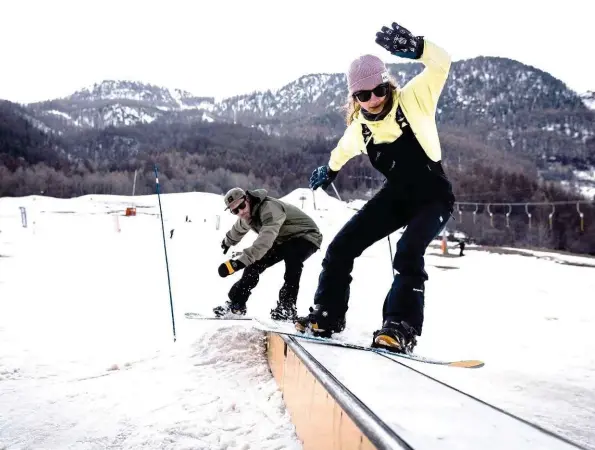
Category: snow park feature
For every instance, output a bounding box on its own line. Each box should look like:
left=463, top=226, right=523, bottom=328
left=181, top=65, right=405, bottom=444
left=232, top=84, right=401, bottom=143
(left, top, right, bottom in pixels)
left=0, top=188, right=593, bottom=449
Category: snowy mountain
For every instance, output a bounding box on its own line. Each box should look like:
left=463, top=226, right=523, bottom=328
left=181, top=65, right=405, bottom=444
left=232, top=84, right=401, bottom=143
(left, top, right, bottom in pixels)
left=68, top=80, right=210, bottom=109
left=20, top=56, right=595, bottom=188
left=27, top=80, right=217, bottom=130
left=580, top=90, right=595, bottom=110
left=25, top=59, right=594, bottom=155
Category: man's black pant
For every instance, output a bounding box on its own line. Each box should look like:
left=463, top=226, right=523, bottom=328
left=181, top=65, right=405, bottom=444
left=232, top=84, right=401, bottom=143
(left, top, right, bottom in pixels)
left=313, top=184, right=452, bottom=335
left=229, top=238, right=318, bottom=307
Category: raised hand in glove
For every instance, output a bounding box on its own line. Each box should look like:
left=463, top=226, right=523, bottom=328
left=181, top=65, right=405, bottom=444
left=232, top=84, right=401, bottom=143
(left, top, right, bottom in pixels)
left=375, top=22, right=424, bottom=60
left=221, top=239, right=230, bottom=255
left=309, top=165, right=338, bottom=190
left=218, top=259, right=245, bottom=277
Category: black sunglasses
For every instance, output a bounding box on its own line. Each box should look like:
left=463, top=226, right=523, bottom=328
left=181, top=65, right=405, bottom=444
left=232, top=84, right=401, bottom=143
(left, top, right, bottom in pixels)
left=231, top=198, right=247, bottom=215
left=353, top=83, right=390, bottom=102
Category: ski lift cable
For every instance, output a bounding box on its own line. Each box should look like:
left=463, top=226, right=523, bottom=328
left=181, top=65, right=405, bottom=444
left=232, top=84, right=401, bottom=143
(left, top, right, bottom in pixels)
left=456, top=200, right=594, bottom=207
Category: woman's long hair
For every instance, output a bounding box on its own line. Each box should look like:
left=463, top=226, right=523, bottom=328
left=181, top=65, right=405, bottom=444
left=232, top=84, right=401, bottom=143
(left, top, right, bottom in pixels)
left=344, top=78, right=399, bottom=125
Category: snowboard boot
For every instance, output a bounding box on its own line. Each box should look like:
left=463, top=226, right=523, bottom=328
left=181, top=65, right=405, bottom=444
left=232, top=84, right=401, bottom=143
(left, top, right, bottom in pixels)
left=213, top=300, right=247, bottom=318
left=372, top=320, right=418, bottom=354
left=294, top=304, right=346, bottom=338
left=270, top=302, right=298, bottom=321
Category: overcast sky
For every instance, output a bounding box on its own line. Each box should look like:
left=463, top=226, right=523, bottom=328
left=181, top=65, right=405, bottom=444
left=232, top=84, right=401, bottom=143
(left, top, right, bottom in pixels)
left=1, top=0, right=593, bottom=104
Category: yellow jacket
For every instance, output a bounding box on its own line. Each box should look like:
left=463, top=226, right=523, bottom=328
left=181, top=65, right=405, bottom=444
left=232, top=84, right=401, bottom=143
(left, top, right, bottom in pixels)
left=328, top=40, right=451, bottom=172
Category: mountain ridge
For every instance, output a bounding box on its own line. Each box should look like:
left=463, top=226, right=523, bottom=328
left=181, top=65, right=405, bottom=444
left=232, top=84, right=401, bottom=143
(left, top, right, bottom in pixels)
left=4, top=55, right=595, bottom=196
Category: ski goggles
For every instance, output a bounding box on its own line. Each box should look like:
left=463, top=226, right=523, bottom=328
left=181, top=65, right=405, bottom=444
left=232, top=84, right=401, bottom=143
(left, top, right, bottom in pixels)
left=353, top=83, right=390, bottom=102
left=231, top=198, right=247, bottom=215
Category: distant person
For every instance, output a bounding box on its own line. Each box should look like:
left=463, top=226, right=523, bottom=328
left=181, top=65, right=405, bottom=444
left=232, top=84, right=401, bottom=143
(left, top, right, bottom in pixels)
left=459, top=240, right=465, bottom=257
left=297, top=21, right=455, bottom=354
left=215, top=187, right=322, bottom=321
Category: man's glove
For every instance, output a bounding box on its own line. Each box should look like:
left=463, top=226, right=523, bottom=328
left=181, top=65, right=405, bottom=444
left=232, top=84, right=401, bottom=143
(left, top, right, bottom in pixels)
left=375, top=22, right=424, bottom=60
left=221, top=239, right=230, bottom=255
left=218, top=259, right=246, bottom=277
left=309, top=165, right=338, bottom=190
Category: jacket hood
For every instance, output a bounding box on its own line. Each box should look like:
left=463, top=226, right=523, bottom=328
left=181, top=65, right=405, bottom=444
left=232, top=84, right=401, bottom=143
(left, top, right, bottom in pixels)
left=246, top=189, right=268, bottom=203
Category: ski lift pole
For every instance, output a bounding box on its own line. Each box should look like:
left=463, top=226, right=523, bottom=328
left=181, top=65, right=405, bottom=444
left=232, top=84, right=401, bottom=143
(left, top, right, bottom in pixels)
left=132, top=169, right=138, bottom=196
left=330, top=182, right=395, bottom=277
left=487, top=203, right=493, bottom=227
left=154, top=165, right=177, bottom=342
left=331, top=182, right=342, bottom=202
left=387, top=235, right=395, bottom=277
left=577, top=202, right=584, bottom=232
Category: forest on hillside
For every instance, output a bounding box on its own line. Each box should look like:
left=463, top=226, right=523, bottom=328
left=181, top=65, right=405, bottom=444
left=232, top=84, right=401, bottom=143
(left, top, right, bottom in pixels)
left=1, top=101, right=594, bottom=255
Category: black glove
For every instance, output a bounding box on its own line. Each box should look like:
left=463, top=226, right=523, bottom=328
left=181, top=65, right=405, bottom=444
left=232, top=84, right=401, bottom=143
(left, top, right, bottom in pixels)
left=375, top=22, right=424, bottom=60
left=309, top=165, right=338, bottom=190
left=221, top=239, right=230, bottom=255
left=218, top=259, right=246, bottom=277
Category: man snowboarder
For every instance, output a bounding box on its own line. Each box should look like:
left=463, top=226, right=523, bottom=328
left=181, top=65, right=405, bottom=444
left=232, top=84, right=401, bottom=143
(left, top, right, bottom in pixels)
left=215, top=187, right=322, bottom=320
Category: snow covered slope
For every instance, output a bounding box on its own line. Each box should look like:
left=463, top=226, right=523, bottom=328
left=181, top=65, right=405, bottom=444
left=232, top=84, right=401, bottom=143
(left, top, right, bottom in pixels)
left=0, top=189, right=593, bottom=449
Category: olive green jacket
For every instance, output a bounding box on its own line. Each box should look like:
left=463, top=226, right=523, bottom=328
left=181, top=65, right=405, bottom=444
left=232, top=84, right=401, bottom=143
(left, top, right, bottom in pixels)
left=224, top=189, right=322, bottom=266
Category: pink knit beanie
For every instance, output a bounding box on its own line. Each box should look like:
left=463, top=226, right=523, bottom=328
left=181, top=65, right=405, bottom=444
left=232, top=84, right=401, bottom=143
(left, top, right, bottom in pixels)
left=347, top=55, right=390, bottom=94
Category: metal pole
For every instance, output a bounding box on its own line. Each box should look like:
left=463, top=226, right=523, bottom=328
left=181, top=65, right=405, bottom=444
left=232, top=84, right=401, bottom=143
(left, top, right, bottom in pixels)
left=154, top=165, right=177, bottom=342
left=132, top=169, right=138, bottom=196
left=329, top=182, right=394, bottom=276
left=331, top=182, right=342, bottom=201
left=387, top=235, right=395, bottom=277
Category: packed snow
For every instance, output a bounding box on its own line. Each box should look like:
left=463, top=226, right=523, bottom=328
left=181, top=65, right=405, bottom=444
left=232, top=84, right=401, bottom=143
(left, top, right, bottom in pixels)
left=0, top=188, right=594, bottom=449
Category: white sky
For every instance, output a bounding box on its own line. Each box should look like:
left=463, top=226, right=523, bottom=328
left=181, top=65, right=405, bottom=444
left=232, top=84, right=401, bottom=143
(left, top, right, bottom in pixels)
left=0, top=0, right=593, bottom=104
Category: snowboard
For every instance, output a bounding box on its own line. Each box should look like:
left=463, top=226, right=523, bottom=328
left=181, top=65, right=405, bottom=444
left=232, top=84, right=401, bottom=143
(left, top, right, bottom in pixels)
left=184, top=312, right=484, bottom=369
left=252, top=319, right=484, bottom=369
left=184, top=312, right=252, bottom=321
